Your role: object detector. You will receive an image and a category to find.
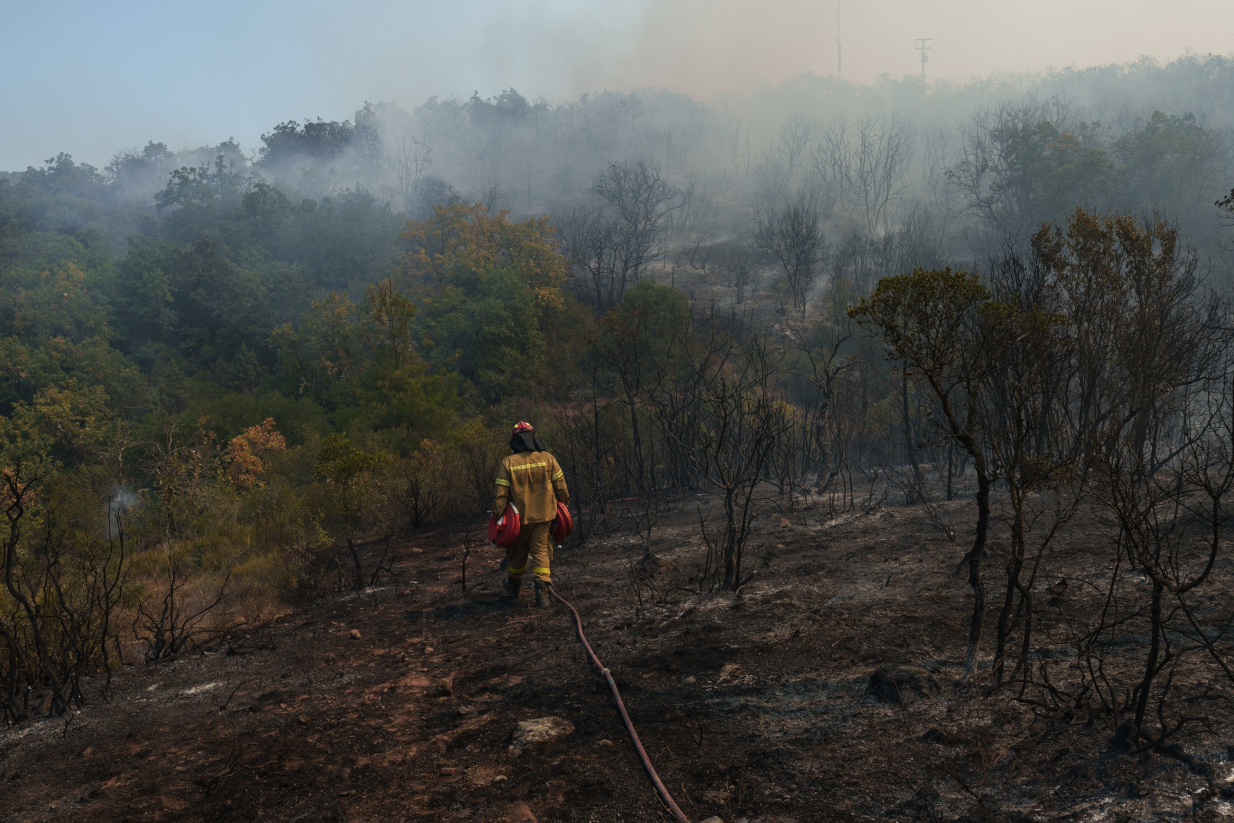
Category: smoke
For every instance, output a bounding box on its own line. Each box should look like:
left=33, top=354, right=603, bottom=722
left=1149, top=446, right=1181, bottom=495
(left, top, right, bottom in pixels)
left=5, top=0, right=1234, bottom=171
left=474, top=0, right=1234, bottom=100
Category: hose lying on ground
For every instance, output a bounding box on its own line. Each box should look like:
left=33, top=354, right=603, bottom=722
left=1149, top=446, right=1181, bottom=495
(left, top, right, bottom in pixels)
left=549, top=585, right=692, bottom=823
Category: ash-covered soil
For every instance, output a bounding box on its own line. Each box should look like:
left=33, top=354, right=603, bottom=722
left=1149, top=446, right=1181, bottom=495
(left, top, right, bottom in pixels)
left=4, top=499, right=1234, bottom=822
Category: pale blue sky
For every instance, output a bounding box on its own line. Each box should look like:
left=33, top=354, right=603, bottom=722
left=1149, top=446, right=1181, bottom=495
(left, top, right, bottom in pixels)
left=4, top=0, right=1234, bottom=170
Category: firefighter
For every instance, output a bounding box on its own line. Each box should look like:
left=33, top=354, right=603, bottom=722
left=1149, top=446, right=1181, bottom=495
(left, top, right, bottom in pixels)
left=493, top=422, right=569, bottom=607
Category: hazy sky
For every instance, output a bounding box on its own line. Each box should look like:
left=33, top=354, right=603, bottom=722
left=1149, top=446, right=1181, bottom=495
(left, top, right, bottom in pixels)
left=4, top=0, right=1234, bottom=170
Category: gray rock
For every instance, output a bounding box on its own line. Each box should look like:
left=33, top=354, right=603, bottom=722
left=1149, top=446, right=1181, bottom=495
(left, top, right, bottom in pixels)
left=509, top=717, right=575, bottom=755
left=866, top=665, right=941, bottom=703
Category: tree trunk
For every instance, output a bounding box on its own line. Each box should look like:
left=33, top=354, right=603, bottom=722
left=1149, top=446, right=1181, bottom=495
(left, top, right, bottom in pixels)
left=946, top=442, right=954, bottom=501
left=1, top=624, right=26, bottom=722
left=627, top=392, right=644, bottom=491
left=346, top=530, right=364, bottom=591
left=963, top=472, right=992, bottom=682
left=723, top=487, right=739, bottom=589
left=1133, top=579, right=1164, bottom=737
left=901, top=367, right=923, bottom=501
left=993, top=497, right=1026, bottom=685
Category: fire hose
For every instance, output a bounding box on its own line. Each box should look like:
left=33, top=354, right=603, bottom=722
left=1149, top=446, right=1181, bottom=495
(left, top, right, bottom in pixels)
left=549, top=585, right=692, bottom=823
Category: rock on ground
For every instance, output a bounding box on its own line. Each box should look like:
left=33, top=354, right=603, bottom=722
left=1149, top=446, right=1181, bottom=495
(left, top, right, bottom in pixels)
left=865, top=665, right=941, bottom=703
left=509, top=717, right=575, bottom=755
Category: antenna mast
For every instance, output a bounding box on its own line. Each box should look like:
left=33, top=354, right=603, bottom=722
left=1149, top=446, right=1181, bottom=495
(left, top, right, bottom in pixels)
left=915, top=37, right=932, bottom=84
left=836, top=1, right=842, bottom=78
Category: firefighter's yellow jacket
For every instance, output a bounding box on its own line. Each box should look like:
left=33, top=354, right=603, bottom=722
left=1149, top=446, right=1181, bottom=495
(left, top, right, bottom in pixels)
left=492, top=451, right=569, bottom=523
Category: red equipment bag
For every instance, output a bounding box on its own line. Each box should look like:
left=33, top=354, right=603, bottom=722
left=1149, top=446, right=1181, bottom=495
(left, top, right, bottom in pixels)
left=550, top=501, right=573, bottom=542
left=488, top=503, right=520, bottom=548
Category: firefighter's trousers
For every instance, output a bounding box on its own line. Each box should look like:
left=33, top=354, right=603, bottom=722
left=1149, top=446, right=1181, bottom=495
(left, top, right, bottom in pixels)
left=506, top=521, right=553, bottom=584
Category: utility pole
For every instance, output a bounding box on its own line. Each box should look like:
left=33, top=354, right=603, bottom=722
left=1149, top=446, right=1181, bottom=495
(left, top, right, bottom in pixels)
left=915, top=37, right=932, bottom=84
left=836, top=1, right=842, bottom=78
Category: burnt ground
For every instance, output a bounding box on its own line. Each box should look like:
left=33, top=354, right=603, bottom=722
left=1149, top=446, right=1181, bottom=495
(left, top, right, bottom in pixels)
left=4, top=496, right=1234, bottom=822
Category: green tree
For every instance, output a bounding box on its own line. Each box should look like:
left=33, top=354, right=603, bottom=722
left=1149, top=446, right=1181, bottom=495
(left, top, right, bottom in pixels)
left=850, top=268, right=1016, bottom=681
left=952, top=105, right=1117, bottom=245
left=315, top=433, right=387, bottom=589
left=0, top=263, right=140, bottom=416
left=273, top=282, right=460, bottom=437
left=354, top=280, right=459, bottom=436
left=1, top=383, right=112, bottom=716
left=155, top=154, right=251, bottom=242
left=595, top=280, right=690, bottom=492
left=1113, top=112, right=1222, bottom=220
left=116, top=237, right=309, bottom=373
left=400, top=203, right=571, bottom=404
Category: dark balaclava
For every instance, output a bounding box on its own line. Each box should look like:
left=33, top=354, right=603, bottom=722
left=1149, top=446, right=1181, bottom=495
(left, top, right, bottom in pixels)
left=510, top=430, right=546, bottom=453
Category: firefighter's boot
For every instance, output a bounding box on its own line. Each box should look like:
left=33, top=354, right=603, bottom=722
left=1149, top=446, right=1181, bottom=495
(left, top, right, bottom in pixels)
left=534, top=581, right=550, bottom=608
left=502, top=576, right=522, bottom=599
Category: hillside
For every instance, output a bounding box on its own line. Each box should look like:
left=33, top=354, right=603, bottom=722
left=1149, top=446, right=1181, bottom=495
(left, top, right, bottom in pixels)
left=4, top=494, right=1231, bottom=822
